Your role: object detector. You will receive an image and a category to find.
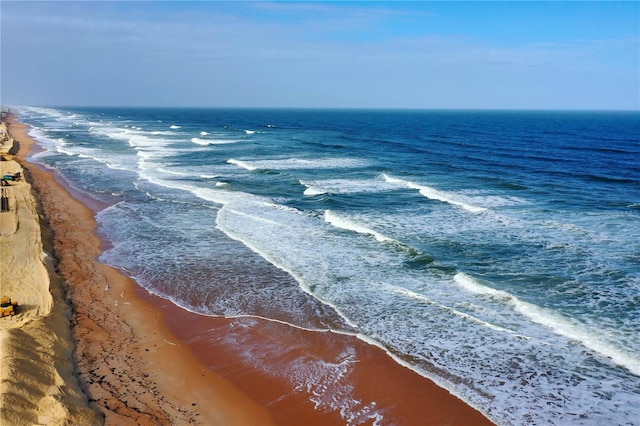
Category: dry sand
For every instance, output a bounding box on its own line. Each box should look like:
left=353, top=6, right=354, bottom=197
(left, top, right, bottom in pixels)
left=0, top=114, right=494, bottom=425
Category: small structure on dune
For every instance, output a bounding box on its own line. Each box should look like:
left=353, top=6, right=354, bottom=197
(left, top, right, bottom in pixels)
left=0, top=296, right=19, bottom=317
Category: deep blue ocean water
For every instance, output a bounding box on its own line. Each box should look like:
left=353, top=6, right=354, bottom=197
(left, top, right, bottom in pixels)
left=19, top=107, right=640, bottom=425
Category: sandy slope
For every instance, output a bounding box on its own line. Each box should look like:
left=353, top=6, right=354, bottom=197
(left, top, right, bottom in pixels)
left=0, top=120, right=102, bottom=424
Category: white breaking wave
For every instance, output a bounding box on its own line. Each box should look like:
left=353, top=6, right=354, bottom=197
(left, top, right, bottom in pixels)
left=228, top=157, right=369, bottom=171
left=192, top=138, right=243, bottom=145
left=324, top=210, right=395, bottom=243
left=386, top=283, right=518, bottom=335
left=382, top=174, right=487, bottom=213
left=28, top=127, right=137, bottom=172
left=128, top=135, right=175, bottom=150
left=453, top=272, right=640, bottom=376
left=303, top=185, right=327, bottom=196
left=92, top=126, right=133, bottom=142
left=300, top=180, right=331, bottom=196
left=300, top=178, right=394, bottom=196
left=227, top=158, right=257, bottom=171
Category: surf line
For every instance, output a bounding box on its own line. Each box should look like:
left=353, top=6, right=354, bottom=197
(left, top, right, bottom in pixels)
left=183, top=309, right=360, bottom=337
left=105, top=269, right=360, bottom=338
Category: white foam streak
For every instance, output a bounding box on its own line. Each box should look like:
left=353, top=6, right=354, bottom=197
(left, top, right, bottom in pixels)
left=28, top=127, right=136, bottom=172
left=91, top=127, right=129, bottom=141
left=382, top=174, right=487, bottom=213
left=168, top=306, right=358, bottom=337
left=388, top=284, right=517, bottom=334
left=324, top=210, right=393, bottom=243
left=300, top=180, right=328, bottom=196
left=192, top=137, right=242, bottom=145
left=129, top=135, right=174, bottom=149
left=228, top=158, right=369, bottom=171
left=301, top=178, right=394, bottom=196
left=304, top=186, right=327, bottom=196
left=454, top=272, right=640, bottom=375
left=228, top=209, right=284, bottom=228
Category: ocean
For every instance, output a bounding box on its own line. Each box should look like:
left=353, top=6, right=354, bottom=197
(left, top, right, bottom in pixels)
left=18, top=107, right=640, bottom=425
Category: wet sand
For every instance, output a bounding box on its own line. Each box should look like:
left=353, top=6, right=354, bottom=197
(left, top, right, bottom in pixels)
left=5, top=113, right=494, bottom=425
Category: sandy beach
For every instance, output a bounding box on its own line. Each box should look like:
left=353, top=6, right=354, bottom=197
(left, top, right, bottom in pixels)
left=0, top=113, right=493, bottom=425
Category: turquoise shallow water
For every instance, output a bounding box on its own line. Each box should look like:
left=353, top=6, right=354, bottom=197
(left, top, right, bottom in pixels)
left=20, top=107, right=640, bottom=425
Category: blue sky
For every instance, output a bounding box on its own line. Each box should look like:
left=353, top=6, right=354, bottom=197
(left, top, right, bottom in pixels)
left=1, top=1, right=638, bottom=110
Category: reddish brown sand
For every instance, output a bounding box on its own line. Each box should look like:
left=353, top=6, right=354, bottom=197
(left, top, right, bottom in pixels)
left=10, top=114, right=494, bottom=425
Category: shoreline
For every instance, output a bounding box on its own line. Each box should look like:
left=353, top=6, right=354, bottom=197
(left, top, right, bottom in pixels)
left=4, top=114, right=274, bottom=425
left=4, top=112, right=494, bottom=425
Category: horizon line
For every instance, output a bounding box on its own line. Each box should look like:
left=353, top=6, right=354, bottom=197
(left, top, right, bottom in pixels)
left=4, top=104, right=640, bottom=113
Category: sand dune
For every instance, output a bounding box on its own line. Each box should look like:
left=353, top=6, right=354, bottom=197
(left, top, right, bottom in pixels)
left=0, top=120, right=102, bottom=424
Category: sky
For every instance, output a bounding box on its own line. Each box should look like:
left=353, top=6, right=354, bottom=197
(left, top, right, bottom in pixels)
left=1, top=1, right=639, bottom=110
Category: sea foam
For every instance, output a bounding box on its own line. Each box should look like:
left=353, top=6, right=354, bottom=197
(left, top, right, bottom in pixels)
left=324, top=210, right=394, bottom=243
left=453, top=272, right=640, bottom=375
left=229, top=158, right=369, bottom=171
left=227, top=158, right=257, bottom=171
